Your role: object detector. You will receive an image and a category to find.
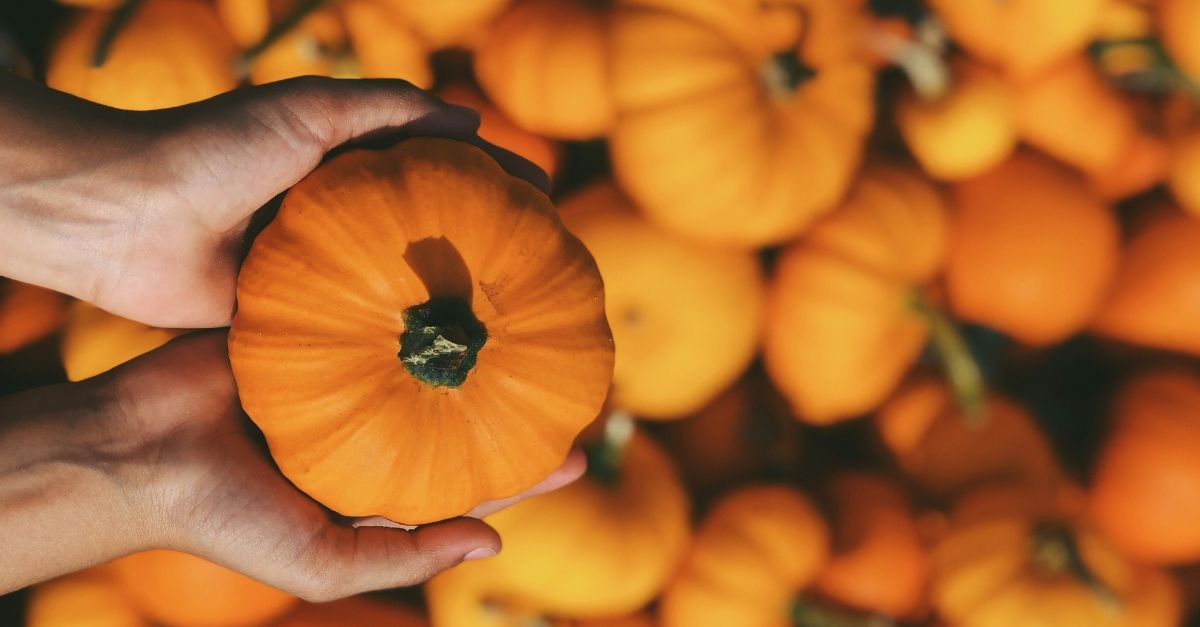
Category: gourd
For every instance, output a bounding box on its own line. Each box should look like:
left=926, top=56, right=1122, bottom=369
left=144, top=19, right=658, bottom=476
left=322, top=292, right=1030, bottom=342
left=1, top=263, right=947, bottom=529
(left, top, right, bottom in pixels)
left=60, top=302, right=183, bottom=382
left=26, top=566, right=145, bottom=627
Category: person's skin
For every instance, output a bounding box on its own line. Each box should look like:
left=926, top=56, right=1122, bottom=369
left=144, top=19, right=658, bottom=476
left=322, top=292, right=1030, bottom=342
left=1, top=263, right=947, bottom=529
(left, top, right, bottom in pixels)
left=0, top=73, right=580, bottom=599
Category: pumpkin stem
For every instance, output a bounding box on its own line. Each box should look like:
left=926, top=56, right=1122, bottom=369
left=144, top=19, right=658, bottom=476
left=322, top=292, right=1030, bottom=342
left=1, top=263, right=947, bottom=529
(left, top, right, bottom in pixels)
left=908, top=292, right=986, bottom=424
left=584, top=410, right=635, bottom=486
left=864, top=15, right=950, bottom=100
left=764, top=51, right=817, bottom=96
left=399, top=297, right=487, bottom=388
left=233, top=0, right=327, bottom=78
left=790, top=598, right=894, bottom=627
left=1089, top=37, right=1200, bottom=101
left=1031, top=522, right=1122, bottom=613
left=92, top=0, right=145, bottom=67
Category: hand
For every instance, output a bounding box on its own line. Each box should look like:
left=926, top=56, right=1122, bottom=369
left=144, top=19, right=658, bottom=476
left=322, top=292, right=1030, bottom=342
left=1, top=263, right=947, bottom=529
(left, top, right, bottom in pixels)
left=0, top=331, right=585, bottom=598
left=0, top=73, right=549, bottom=328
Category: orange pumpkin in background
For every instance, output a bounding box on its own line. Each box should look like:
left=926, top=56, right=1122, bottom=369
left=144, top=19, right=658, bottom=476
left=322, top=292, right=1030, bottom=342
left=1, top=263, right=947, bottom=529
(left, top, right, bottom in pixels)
left=377, top=0, right=511, bottom=49
left=215, top=0, right=271, bottom=48
left=111, top=551, right=297, bottom=627
left=1168, top=126, right=1200, bottom=216
left=26, top=566, right=146, bottom=627
left=339, top=0, right=432, bottom=83
left=1160, top=0, right=1200, bottom=79
left=228, top=139, right=613, bottom=525
left=764, top=164, right=949, bottom=424
left=1090, top=132, right=1170, bottom=202
left=0, top=281, right=68, bottom=355
left=1091, top=207, right=1200, bottom=356
left=46, top=0, right=237, bottom=110
left=927, top=0, right=1106, bottom=80
left=60, top=302, right=184, bottom=382
left=558, top=183, right=764, bottom=419
left=610, top=0, right=875, bottom=247
left=276, top=597, right=427, bottom=627
left=1090, top=370, right=1200, bottom=565
left=945, top=152, right=1119, bottom=346
left=438, top=83, right=559, bottom=181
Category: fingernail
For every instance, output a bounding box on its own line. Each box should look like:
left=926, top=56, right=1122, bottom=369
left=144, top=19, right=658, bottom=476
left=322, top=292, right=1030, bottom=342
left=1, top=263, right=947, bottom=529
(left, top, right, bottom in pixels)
left=463, top=547, right=497, bottom=561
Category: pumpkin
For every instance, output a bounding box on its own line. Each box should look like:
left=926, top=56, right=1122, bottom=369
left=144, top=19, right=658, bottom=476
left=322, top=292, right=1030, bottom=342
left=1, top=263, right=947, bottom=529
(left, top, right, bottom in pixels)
left=339, top=0, right=432, bottom=84
left=932, top=484, right=1182, bottom=627
left=215, top=0, right=270, bottom=48
left=376, top=0, right=510, bottom=48
left=610, top=0, right=875, bottom=247
left=474, top=0, right=614, bottom=139
left=60, top=302, right=184, bottom=382
left=26, top=567, right=146, bottom=627
left=438, top=83, right=560, bottom=181
left=558, top=182, right=764, bottom=419
left=926, top=0, right=1106, bottom=80
left=426, top=426, right=690, bottom=623
left=111, top=551, right=297, bottom=627
left=0, top=280, right=68, bottom=355
left=1160, top=0, right=1200, bottom=79
left=945, top=151, right=1119, bottom=346
left=814, top=473, right=930, bottom=619
left=763, top=164, right=954, bottom=424
left=896, top=58, right=1018, bottom=181
left=46, top=0, right=237, bottom=110
left=1089, top=132, right=1170, bottom=202
left=876, top=375, right=1063, bottom=499
left=659, top=485, right=829, bottom=627
left=1168, top=126, right=1200, bottom=217
left=275, top=597, right=427, bottom=627
left=1090, top=370, right=1200, bottom=564
left=1090, top=206, right=1200, bottom=355
left=228, top=138, right=613, bottom=525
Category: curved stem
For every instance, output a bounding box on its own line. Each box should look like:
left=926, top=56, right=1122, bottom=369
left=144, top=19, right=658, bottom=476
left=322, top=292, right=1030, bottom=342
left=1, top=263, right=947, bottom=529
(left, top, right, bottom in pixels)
left=908, top=292, right=986, bottom=424
left=1031, top=523, right=1121, bottom=612
left=584, top=410, right=635, bottom=486
left=92, top=0, right=145, bottom=67
left=863, top=15, right=950, bottom=100
left=233, top=0, right=327, bottom=77
left=1090, top=37, right=1200, bottom=101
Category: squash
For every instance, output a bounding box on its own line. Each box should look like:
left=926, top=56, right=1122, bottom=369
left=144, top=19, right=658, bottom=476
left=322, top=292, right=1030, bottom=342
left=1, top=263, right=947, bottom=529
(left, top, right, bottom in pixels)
left=426, top=426, right=690, bottom=623
left=339, top=0, right=432, bottom=83
left=814, top=473, right=929, bottom=619
left=558, top=182, right=764, bottom=419
left=763, top=164, right=957, bottom=424
left=276, top=597, right=426, bottom=627
left=26, top=566, right=146, bottom=627
left=610, top=0, right=875, bottom=247
left=876, top=375, right=1063, bottom=499
left=376, top=0, right=511, bottom=49
left=46, top=0, right=237, bottom=110
left=438, top=83, right=560, bottom=181
left=60, top=302, right=184, bottom=382
left=1160, top=0, right=1200, bottom=79
left=1090, top=206, right=1200, bottom=355
left=111, top=550, right=297, bottom=627
left=1090, top=370, right=1200, bottom=564
left=926, top=0, right=1105, bottom=80
left=1168, top=126, right=1200, bottom=217
left=945, top=152, right=1119, bottom=346
left=659, top=485, right=829, bottom=627
left=228, top=138, right=613, bottom=525
left=474, top=0, right=614, bottom=139
left=932, top=484, right=1182, bottom=627
left=0, top=281, right=68, bottom=355
left=1089, top=132, right=1170, bottom=202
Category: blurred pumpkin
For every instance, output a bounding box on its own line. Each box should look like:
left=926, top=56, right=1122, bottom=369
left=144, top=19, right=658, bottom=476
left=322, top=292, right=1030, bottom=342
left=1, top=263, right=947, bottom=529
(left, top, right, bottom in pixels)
left=438, top=83, right=560, bottom=181
left=215, top=0, right=271, bottom=48
left=111, top=551, right=297, bottom=627
left=228, top=139, right=613, bottom=525
left=427, top=427, right=690, bottom=623
left=558, top=182, right=764, bottom=419
left=659, top=485, right=829, bottom=627
left=814, top=473, right=930, bottom=619
left=1089, top=132, right=1170, bottom=201
left=0, top=281, right=68, bottom=355
left=60, top=302, right=183, bottom=381
left=339, top=0, right=432, bottom=83
left=376, top=0, right=510, bottom=48
left=1090, top=370, right=1200, bottom=564
left=763, top=164, right=951, bottom=424
left=26, top=566, right=145, bottom=627
left=927, top=0, right=1106, bottom=79
left=945, top=152, right=1119, bottom=346
left=1091, top=207, right=1200, bottom=355
left=474, top=0, right=614, bottom=139
left=1160, top=0, right=1200, bottom=79
left=610, top=0, right=875, bottom=247
left=46, top=0, right=237, bottom=110
left=876, top=375, right=1063, bottom=499
left=275, top=597, right=426, bottom=627
left=1168, top=125, right=1200, bottom=216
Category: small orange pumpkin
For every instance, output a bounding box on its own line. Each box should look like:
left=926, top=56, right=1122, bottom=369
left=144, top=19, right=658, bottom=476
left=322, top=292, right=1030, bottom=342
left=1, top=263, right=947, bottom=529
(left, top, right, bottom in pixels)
left=215, top=0, right=271, bottom=48
left=610, top=0, right=875, bottom=246
left=1160, top=0, right=1200, bottom=79
left=26, top=566, right=146, bottom=627
left=46, top=0, right=237, bottom=110
left=276, top=597, right=427, bottom=627
left=1168, top=125, right=1200, bottom=216
left=558, top=182, right=764, bottom=419
left=375, top=0, right=511, bottom=49
left=438, top=83, right=560, bottom=181
left=339, top=0, right=432, bottom=84
left=59, top=302, right=184, bottom=382
left=1089, top=131, right=1170, bottom=202
left=228, top=138, right=613, bottom=525
left=474, top=0, right=614, bottom=140
left=0, top=280, right=68, bottom=355
left=945, top=151, right=1119, bottom=346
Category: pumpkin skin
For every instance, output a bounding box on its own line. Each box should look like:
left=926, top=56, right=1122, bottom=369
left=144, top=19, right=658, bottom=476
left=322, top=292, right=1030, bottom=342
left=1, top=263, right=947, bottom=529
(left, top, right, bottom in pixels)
left=1090, top=207, right=1200, bottom=355
left=376, top=0, right=511, bottom=48
left=340, top=0, right=432, bottom=84
left=659, top=485, right=829, bottom=627
left=927, top=0, right=1105, bottom=80
left=1160, top=0, right=1200, bottom=79
left=1090, top=370, right=1200, bottom=564
left=474, top=0, right=614, bottom=140
left=763, top=164, right=947, bottom=423
left=46, top=0, right=237, bottom=110
left=26, top=567, right=146, bottom=627
left=438, top=84, right=559, bottom=181
left=275, top=597, right=427, bottom=627
left=558, top=182, right=764, bottom=419
left=60, top=302, right=184, bottom=382
left=610, top=0, right=875, bottom=247
left=426, top=431, right=690, bottom=623
left=228, top=138, right=613, bottom=525
left=215, top=0, right=270, bottom=48
left=0, top=280, right=68, bottom=355
left=1090, top=132, right=1169, bottom=202
left=110, top=551, right=296, bottom=627
left=814, top=473, right=930, bottom=619
left=1168, top=126, right=1200, bottom=217
left=945, top=152, right=1119, bottom=346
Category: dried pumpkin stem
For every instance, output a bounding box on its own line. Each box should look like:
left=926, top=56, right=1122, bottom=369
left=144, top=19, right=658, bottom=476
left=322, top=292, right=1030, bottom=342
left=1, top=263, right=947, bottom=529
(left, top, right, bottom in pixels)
left=584, top=410, right=635, bottom=486
left=92, top=0, right=145, bottom=67
left=399, top=297, right=487, bottom=388
left=1031, top=522, right=1122, bottom=613
left=1089, top=37, right=1200, bottom=101
left=790, top=598, right=894, bottom=627
left=908, top=292, right=986, bottom=424
left=234, top=0, right=327, bottom=77
left=864, top=15, right=950, bottom=100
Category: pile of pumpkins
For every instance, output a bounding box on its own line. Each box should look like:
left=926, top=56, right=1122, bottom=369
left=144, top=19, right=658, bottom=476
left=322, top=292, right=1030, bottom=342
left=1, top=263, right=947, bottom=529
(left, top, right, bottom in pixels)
left=4, top=0, right=1200, bottom=625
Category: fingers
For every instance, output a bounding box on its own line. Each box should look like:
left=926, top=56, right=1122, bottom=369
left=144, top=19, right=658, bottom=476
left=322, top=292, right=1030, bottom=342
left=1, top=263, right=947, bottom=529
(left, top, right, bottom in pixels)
left=463, top=448, right=587, bottom=519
